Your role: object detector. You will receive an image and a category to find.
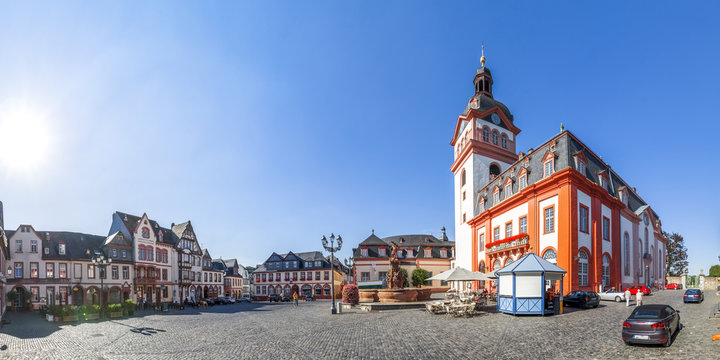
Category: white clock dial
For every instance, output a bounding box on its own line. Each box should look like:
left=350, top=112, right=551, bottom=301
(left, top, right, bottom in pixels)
left=491, top=113, right=501, bottom=125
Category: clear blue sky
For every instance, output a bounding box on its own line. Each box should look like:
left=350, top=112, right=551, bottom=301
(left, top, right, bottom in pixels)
left=0, top=2, right=717, bottom=273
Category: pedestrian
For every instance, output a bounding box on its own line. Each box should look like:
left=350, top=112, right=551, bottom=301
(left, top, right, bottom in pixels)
left=624, top=288, right=631, bottom=307
left=292, top=291, right=298, bottom=307
left=636, top=289, right=643, bottom=306
left=142, top=297, right=147, bottom=311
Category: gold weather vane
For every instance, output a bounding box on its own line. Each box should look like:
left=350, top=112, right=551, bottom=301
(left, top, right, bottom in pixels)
left=480, top=43, right=486, bottom=68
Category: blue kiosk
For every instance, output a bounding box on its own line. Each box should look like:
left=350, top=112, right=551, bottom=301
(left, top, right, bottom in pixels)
left=495, top=253, right=566, bottom=315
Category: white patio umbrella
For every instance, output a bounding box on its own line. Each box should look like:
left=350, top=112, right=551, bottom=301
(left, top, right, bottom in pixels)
left=428, top=267, right=493, bottom=281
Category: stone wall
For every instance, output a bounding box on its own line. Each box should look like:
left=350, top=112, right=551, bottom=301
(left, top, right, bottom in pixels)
left=666, top=276, right=682, bottom=285
left=703, top=276, right=719, bottom=291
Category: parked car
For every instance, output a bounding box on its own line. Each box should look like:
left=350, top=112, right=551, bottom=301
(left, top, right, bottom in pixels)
left=665, top=283, right=680, bottom=290
left=203, top=298, right=216, bottom=306
left=237, top=296, right=252, bottom=303
left=598, top=289, right=626, bottom=302
left=683, top=289, right=704, bottom=303
left=216, top=297, right=228, bottom=305
left=622, top=304, right=680, bottom=347
left=268, top=294, right=281, bottom=302
left=305, top=294, right=314, bottom=301
left=563, top=290, right=600, bottom=309
left=628, top=285, right=651, bottom=296
left=281, top=294, right=292, bottom=302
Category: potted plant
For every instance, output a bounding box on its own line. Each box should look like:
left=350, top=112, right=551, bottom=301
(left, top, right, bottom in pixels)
left=84, top=305, right=101, bottom=321
left=62, top=305, right=79, bottom=322
left=46, top=305, right=60, bottom=322
left=342, top=284, right=359, bottom=305
left=108, top=303, right=123, bottom=318
left=6, top=291, right=17, bottom=311
left=123, top=299, right=136, bottom=316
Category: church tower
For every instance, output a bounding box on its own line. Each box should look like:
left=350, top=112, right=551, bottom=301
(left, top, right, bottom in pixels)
left=450, top=52, right=522, bottom=270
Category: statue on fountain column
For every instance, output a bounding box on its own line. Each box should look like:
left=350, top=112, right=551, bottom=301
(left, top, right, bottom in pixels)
left=386, top=242, right=405, bottom=289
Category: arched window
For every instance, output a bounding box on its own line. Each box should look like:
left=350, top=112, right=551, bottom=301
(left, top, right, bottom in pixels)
left=602, top=255, right=610, bottom=287
left=482, top=128, right=489, bottom=142
left=493, top=259, right=501, bottom=271
left=644, top=228, right=649, bottom=255
left=479, top=261, right=486, bottom=273
left=650, top=245, right=655, bottom=279
left=492, top=131, right=498, bottom=145
left=505, top=257, right=514, bottom=266
left=624, top=233, right=630, bottom=276
left=543, top=249, right=557, bottom=263
left=461, top=169, right=466, bottom=187
left=638, top=240, right=643, bottom=273
left=501, top=135, right=508, bottom=149
left=578, top=251, right=588, bottom=287
left=489, top=164, right=501, bottom=178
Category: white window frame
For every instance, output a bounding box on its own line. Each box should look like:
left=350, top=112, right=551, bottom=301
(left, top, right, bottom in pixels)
left=578, top=251, right=588, bottom=287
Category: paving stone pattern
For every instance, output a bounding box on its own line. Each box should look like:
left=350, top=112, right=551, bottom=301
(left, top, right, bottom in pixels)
left=0, top=290, right=719, bottom=359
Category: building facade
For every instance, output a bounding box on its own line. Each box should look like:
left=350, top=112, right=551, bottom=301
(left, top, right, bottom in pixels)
left=451, top=59, right=667, bottom=294
left=252, top=251, right=345, bottom=300
left=221, top=258, right=250, bottom=298
left=352, top=229, right=455, bottom=289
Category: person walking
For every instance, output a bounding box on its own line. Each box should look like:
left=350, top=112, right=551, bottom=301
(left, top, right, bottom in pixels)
left=624, top=288, right=631, bottom=307
left=292, top=291, right=299, bottom=307
left=636, top=289, right=643, bottom=306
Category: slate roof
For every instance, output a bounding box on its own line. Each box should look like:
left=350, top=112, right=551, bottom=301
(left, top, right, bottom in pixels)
left=104, top=231, right=133, bottom=247
left=114, top=211, right=178, bottom=246
left=211, top=260, right=226, bottom=272
left=495, top=253, right=566, bottom=274
left=474, top=131, right=660, bottom=223
left=353, top=232, right=455, bottom=259
left=42, top=231, right=107, bottom=260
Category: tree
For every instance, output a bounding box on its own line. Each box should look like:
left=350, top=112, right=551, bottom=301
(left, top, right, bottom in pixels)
left=664, top=232, right=688, bottom=276
left=709, top=265, right=720, bottom=277
left=398, top=268, right=409, bottom=288
left=411, top=268, right=430, bottom=288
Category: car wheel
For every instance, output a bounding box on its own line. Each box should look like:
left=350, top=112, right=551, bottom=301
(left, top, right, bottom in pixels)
left=593, top=304, right=598, bottom=308
left=615, top=296, right=622, bottom=302
left=624, top=341, right=631, bottom=346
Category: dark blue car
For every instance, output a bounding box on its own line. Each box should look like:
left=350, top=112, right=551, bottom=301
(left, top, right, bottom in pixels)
left=683, top=289, right=703, bottom=303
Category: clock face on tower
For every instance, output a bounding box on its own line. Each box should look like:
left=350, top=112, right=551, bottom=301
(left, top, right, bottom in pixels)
left=491, top=113, right=501, bottom=125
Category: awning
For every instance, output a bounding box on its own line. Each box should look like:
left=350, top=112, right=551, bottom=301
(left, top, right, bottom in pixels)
left=428, top=267, right=493, bottom=281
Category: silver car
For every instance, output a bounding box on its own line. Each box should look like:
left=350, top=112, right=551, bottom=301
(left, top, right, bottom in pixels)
left=598, top=289, right=626, bottom=302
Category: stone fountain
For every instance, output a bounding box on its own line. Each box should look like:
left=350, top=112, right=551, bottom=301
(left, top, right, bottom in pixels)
left=359, top=242, right=427, bottom=303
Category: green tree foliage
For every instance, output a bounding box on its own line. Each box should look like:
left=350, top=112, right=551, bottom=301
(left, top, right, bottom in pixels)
left=709, top=265, right=720, bottom=277
left=664, top=232, right=688, bottom=276
left=411, top=268, right=430, bottom=288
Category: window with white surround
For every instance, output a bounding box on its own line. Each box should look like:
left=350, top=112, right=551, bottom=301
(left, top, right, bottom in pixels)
left=544, top=161, right=553, bottom=178
left=505, top=222, right=512, bottom=238
left=407, top=248, right=413, bottom=257
left=15, top=240, right=22, bottom=252
left=492, top=131, right=498, bottom=145
left=544, top=207, right=555, bottom=233
left=479, top=234, right=485, bottom=249
left=493, top=227, right=500, bottom=241
left=58, top=243, right=65, bottom=255
left=424, top=248, right=431, bottom=257
left=378, top=248, right=386, bottom=257
left=624, top=233, right=630, bottom=276
left=578, top=251, right=588, bottom=287
left=360, top=248, right=368, bottom=257
left=505, top=184, right=511, bottom=198
left=519, top=175, right=527, bottom=189
left=501, top=135, right=507, bottom=148
left=519, top=217, right=527, bottom=234
left=602, top=255, right=610, bottom=287
left=493, top=191, right=500, bottom=204
left=578, top=161, right=585, bottom=175
left=543, top=249, right=557, bottom=262
left=361, top=272, right=370, bottom=281
left=31, top=240, right=38, bottom=253
left=579, top=205, right=589, bottom=233
left=602, top=217, right=610, bottom=240
left=483, top=128, right=489, bottom=141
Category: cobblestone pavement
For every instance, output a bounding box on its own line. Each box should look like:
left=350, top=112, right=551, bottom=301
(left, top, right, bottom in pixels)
left=0, top=290, right=718, bottom=359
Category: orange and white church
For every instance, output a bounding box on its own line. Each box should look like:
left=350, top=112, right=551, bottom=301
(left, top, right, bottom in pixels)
left=451, top=55, right=667, bottom=294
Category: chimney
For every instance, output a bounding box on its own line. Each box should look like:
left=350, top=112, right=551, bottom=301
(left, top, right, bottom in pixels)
left=46, top=232, right=50, bottom=241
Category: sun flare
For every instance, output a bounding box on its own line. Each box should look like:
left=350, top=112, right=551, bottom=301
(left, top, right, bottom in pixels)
left=0, top=101, right=53, bottom=173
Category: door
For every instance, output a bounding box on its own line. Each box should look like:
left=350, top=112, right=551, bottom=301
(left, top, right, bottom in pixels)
left=47, top=288, right=55, bottom=306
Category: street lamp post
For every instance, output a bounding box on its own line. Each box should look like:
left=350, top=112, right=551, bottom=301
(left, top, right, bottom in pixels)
left=91, top=253, right=112, bottom=315
left=321, top=233, right=342, bottom=314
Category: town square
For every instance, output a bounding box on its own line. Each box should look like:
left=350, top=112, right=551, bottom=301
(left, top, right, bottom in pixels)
left=0, top=1, right=719, bottom=359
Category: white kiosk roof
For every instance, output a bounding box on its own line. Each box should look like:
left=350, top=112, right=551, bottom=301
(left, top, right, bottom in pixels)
left=495, top=253, right=567, bottom=275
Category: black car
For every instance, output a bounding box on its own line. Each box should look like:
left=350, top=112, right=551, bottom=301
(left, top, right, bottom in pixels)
left=203, top=298, right=215, bottom=306
left=683, top=289, right=704, bottom=303
left=623, top=304, right=680, bottom=347
left=281, top=294, right=292, bottom=302
left=563, top=290, right=600, bottom=309
left=305, top=294, right=314, bottom=301
left=268, top=294, right=281, bottom=302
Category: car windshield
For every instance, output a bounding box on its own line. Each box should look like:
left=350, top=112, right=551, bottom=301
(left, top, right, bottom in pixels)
left=630, top=310, right=660, bottom=319
left=685, top=289, right=699, bottom=294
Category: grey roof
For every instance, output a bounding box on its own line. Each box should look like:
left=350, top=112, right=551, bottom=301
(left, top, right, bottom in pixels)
left=475, top=131, right=658, bottom=222
left=352, top=232, right=455, bottom=259
left=211, top=260, right=226, bottom=272
left=495, top=253, right=567, bottom=274
left=461, top=93, right=514, bottom=123
left=104, top=231, right=132, bottom=247
left=42, top=231, right=107, bottom=260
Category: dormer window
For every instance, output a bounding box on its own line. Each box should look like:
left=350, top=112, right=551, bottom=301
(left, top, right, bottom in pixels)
left=58, top=242, right=66, bottom=255
left=597, top=170, right=609, bottom=190
left=542, top=150, right=556, bottom=178
left=479, top=197, right=485, bottom=212
left=518, top=167, right=529, bottom=190
left=577, top=161, right=585, bottom=175
left=112, top=249, right=117, bottom=257
left=424, top=248, right=432, bottom=257
left=407, top=248, right=413, bottom=257
left=440, top=248, right=447, bottom=258
left=573, top=150, right=587, bottom=177
left=141, top=227, right=150, bottom=239
left=378, top=247, right=386, bottom=257
left=504, top=178, right=513, bottom=199
left=399, top=238, right=404, bottom=243
left=360, top=248, right=368, bottom=257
